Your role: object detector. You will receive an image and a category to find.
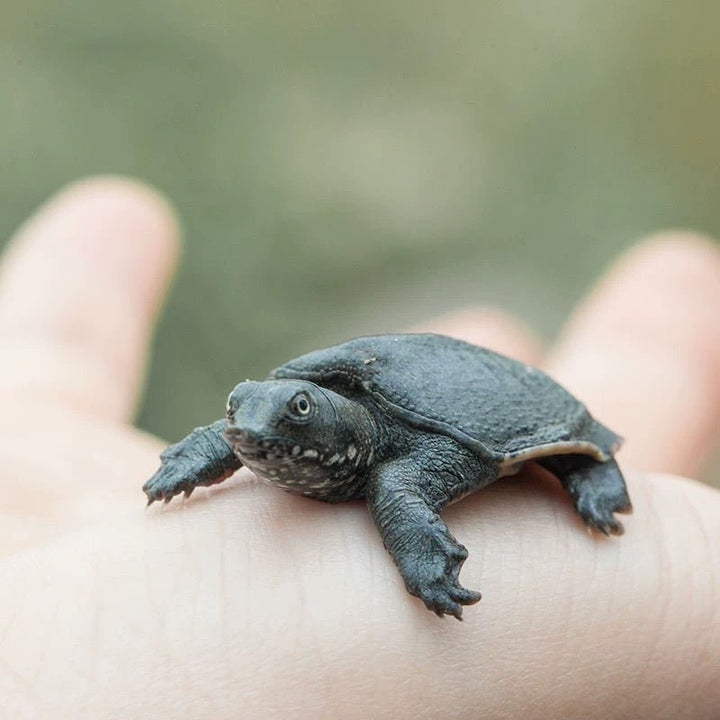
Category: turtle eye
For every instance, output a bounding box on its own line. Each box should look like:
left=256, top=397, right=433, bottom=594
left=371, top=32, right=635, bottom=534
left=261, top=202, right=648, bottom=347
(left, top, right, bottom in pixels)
left=289, top=392, right=313, bottom=418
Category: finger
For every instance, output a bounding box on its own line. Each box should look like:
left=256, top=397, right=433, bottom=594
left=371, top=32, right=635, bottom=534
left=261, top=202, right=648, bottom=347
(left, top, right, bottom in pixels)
left=414, top=306, right=543, bottom=364
left=0, top=176, right=180, bottom=422
left=546, top=233, right=720, bottom=476
left=1, top=468, right=718, bottom=718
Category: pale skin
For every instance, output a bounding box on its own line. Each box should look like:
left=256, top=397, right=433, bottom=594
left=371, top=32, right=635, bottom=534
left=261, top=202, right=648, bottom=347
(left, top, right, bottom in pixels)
left=1, top=178, right=719, bottom=720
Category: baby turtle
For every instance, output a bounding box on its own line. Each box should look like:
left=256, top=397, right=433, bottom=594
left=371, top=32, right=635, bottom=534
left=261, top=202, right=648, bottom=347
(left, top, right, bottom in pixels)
left=144, top=333, right=631, bottom=619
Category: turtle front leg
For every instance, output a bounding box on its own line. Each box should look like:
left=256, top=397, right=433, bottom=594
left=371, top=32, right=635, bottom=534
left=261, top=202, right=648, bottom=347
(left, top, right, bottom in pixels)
left=143, top=419, right=242, bottom=505
left=367, top=459, right=481, bottom=620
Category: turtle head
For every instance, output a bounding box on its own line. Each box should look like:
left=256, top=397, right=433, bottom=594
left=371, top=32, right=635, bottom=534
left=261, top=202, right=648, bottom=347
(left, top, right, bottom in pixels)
left=223, top=379, right=374, bottom=498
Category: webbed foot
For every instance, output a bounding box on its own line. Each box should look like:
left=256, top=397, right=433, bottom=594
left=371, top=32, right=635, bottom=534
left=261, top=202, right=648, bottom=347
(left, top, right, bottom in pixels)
left=575, top=490, right=631, bottom=536
left=398, top=526, right=481, bottom=619
left=143, top=420, right=242, bottom=505
left=539, top=456, right=632, bottom=536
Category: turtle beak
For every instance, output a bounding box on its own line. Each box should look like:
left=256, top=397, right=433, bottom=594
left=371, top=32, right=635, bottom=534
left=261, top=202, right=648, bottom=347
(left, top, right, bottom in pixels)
left=223, top=423, right=266, bottom=450
left=224, top=425, right=251, bottom=446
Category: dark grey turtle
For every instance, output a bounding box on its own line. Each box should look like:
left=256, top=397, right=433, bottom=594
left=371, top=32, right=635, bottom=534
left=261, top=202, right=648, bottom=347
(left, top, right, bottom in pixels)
left=143, top=333, right=632, bottom=619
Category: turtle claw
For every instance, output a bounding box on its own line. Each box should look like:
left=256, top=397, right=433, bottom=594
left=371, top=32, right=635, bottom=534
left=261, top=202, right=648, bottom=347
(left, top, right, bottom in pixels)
left=576, top=491, right=629, bottom=537
left=143, top=459, right=197, bottom=506
left=142, top=420, right=242, bottom=508
left=402, top=531, right=481, bottom=620
left=143, top=468, right=182, bottom=506
left=414, top=575, right=481, bottom=620
left=584, top=511, right=625, bottom=537
left=549, top=456, right=632, bottom=539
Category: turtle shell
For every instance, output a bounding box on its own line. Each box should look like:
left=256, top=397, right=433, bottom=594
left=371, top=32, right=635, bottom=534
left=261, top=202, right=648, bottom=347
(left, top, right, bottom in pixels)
left=271, top=334, right=622, bottom=466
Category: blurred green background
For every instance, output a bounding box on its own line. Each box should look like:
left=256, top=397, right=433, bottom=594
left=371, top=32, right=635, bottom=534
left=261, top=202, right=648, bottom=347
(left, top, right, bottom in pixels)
left=2, top=1, right=719, bottom=448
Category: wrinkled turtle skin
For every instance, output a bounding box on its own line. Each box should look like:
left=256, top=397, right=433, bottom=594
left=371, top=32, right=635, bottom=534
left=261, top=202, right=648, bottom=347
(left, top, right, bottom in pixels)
left=144, top=334, right=632, bottom=619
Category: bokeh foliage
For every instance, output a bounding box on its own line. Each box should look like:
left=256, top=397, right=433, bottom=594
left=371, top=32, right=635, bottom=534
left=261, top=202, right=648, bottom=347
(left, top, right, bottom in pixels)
left=2, top=1, right=719, bottom=441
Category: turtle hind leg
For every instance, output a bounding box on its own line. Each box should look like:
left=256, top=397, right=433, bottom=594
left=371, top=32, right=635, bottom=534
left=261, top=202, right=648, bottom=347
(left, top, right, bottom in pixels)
left=538, top=455, right=632, bottom=536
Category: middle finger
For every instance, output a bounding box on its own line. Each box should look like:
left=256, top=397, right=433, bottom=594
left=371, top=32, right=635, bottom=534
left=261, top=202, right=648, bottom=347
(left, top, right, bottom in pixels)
left=545, top=233, right=720, bottom=477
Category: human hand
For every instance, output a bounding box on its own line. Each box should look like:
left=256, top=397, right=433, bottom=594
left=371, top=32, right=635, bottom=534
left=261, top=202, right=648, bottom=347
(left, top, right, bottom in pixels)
left=1, top=179, right=718, bottom=719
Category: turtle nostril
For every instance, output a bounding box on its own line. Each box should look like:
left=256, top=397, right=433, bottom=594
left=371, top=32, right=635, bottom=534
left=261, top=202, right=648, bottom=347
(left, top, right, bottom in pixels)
left=226, top=396, right=239, bottom=421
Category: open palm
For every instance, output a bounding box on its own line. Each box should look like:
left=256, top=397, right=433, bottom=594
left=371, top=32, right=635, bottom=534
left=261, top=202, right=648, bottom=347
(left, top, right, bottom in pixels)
left=1, top=178, right=718, bottom=719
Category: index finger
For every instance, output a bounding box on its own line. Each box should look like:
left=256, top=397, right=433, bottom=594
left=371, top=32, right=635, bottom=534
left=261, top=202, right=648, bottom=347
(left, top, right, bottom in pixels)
left=0, top=177, right=180, bottom=422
